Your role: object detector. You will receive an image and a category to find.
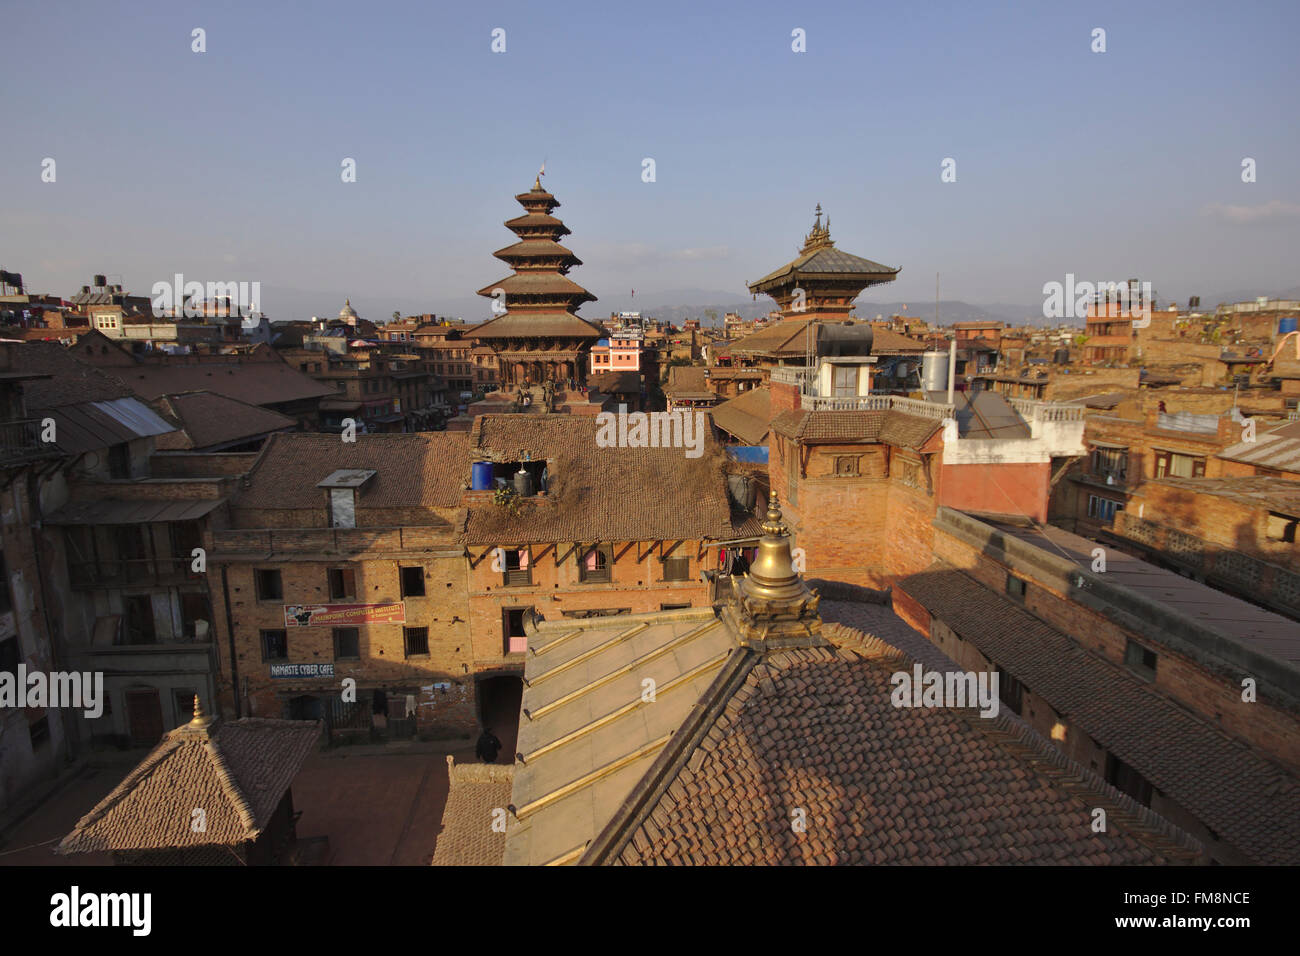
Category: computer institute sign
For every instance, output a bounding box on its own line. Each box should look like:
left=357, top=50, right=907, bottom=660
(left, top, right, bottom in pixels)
left=283, top=603, right=406, bottom=627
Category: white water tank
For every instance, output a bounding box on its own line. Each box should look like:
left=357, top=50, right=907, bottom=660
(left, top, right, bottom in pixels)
left=922, top=351, right=949, bottom=392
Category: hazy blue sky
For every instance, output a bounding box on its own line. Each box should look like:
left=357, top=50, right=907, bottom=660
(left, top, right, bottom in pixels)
left=2, top=0, right=1297, bottom=321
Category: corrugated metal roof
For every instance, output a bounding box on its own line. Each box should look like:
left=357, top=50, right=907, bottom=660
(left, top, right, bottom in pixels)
left=1218, top=436, right=1300, bottom=472
left=91, top=398, right=173, bottom=437
left=44, top=497, right=225, bottom=525
left=45, top=397, right=177, bottom=455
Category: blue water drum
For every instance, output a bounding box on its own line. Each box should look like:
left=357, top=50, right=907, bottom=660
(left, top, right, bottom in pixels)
left=471, top=461, right=494, bottom=491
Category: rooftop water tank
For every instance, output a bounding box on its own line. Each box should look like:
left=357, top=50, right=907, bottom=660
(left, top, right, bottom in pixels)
left=513, top=466, right=534, bottom=497
left=471, top=461, right=493, bottom=491
left=817, top=322, right=873, bottom=357
left=921, top=351, right=949, bottom=392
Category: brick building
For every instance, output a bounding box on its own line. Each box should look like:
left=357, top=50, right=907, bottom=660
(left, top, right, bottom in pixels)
left=3, top=342, right=241, bottom=758
left=1051, top=408, right=1239, bottom=537
left=663, top=365, right=718, bottom=412
left=209, top=433, right=474, bottom=740
left=0, top=345, right=67, bottom=813
left=460, top=415, right=751, bottom=672
left=207, top=415, right=759, bottom=749
left=766, top=344, right=1085, bottom=585
left=279, top=344, right=442, bottom=432
left=1108, top=476, right=1300, bottom=620
left=1217, top=417, right=1300, bottom=479
left=894, top=508, right=1300, bottom=864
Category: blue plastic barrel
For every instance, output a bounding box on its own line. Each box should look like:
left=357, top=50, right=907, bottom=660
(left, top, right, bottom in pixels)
left=1279, top=317, right=1298, bottom=335
left=471, top=461, right=494, bottom=491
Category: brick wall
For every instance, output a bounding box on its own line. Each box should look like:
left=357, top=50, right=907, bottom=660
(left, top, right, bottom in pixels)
left=774, top=437, right=939, bottom=588
left=212, top=552, right=477, bottom=737
left=1044, top=368, right=1140, bottom=402
left=1121, top=481, right=1300, bottom=573
left=937, top=461, right=1050, bottom=522
left=929, top=523, right=1300, bottom=772
left=465, top=540, right=713, bottom=665
left=768, top=380, right=801, bottom=418
left=149, top=452, right=260, bottom=478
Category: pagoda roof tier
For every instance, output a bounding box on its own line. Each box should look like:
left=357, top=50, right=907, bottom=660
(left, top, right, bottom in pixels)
left=492, top=239, right=582, bottom=269
left=749, top=205, right=899, bottom=296
left=504, top=213, right=571, bottom=239
left=749, top=245, right=900, bottom=293
left=476, top=272, right=596, bottom=305
left=470, top=311, right=604, bottom=340
left=515, top=182, right=560, bottom=214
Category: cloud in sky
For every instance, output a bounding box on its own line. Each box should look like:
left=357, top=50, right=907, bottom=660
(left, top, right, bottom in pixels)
left=1202, top=200, right=1300, bottom=224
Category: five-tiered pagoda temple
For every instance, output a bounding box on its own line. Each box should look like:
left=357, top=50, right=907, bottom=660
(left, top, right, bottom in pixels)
left=472, top=178, right=603, bottom=389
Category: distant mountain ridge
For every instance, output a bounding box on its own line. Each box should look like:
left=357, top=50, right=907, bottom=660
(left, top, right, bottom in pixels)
left=261, top=283, right=1300, bottom=329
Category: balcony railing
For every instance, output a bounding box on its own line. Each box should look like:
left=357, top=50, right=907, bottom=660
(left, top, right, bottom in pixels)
left=1008, top=397, right=1086, bottom=423
left=0, top=419, right=57, bottom=463
left=770, top=366, right=813, bottom=387
left=800, top=393, right=954, bottom=420
left=70, top=558, right=203, bottom=589
left=503, top=569, right=533, bottom=587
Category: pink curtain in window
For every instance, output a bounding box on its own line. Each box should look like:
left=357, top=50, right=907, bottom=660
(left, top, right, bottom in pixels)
left=585, top=550, right=597, bottom=570
left=518, top=550, right=529, bottom=570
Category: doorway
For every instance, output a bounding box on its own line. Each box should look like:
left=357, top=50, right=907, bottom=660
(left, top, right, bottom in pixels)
left=475, top=674, right=523, bottom=763
left=125, top=689, right=164, bottom=746
left=288, top=695, right=324, bottom=721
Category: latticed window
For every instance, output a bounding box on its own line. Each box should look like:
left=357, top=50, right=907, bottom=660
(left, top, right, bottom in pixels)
left=894, top=457, right=923, bottom=489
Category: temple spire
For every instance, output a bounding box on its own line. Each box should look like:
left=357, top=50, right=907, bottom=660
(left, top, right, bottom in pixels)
left=722, top=493, right=825, bottom=652
left=802, top=204, right=834, bottom=253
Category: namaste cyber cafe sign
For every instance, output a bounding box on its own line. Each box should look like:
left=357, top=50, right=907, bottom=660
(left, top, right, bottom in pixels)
left=283, top=603, right=406, bottom=627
